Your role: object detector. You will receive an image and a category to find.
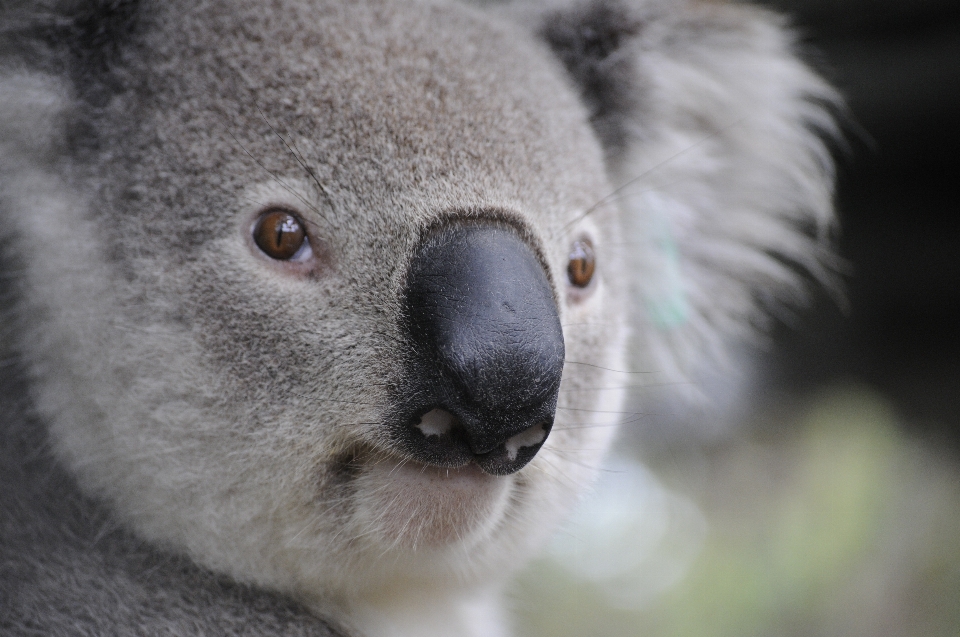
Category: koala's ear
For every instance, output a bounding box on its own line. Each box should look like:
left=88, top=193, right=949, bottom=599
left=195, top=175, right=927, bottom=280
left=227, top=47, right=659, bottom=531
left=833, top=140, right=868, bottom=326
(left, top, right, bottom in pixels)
left=538, top=0, right=840, bottom=398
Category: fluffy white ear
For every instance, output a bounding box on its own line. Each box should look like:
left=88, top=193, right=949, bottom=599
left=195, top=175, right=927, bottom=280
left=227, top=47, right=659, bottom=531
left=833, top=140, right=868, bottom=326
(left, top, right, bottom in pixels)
left=540, top=0, right=840, bottom=404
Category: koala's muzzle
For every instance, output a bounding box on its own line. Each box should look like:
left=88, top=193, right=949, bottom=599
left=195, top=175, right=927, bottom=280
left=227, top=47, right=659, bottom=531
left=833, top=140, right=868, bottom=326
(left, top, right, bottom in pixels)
left=398, top=222, right=564, bottom=476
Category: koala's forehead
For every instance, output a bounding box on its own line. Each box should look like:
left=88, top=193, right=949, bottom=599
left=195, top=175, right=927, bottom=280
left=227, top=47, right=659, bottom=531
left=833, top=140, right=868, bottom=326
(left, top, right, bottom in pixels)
left=121, top=0, right=608, bottom=237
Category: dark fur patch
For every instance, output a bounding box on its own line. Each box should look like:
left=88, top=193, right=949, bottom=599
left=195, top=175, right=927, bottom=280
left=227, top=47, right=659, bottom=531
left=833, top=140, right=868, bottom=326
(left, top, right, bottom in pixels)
left=540, top=0, right=644, bottom=155
left=62, top=0, right=141, bottom=99
left=1, top=0, right=141, bottom=106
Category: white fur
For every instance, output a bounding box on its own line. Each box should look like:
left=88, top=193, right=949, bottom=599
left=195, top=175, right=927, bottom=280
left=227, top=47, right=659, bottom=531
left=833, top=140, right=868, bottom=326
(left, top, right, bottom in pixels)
left=615, top=3, right=839, bottom=398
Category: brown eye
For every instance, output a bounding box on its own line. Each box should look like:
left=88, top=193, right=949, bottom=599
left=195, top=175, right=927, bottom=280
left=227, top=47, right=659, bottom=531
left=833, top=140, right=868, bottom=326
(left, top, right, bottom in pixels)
left=567, top=240, right=596, bottom=288
left=253, top=209, right=307, bottom=260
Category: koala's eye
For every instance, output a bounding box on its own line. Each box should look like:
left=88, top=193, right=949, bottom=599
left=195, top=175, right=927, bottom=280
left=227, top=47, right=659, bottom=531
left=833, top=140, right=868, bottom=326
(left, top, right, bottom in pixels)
left=253, top=209, right=308, bottom=260
left=567, top=240, right=596, bottom=288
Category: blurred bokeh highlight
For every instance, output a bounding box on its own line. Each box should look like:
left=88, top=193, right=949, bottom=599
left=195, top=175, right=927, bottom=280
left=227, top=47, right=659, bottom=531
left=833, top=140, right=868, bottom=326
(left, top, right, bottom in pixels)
left=513, top=388, right=960, bottom=637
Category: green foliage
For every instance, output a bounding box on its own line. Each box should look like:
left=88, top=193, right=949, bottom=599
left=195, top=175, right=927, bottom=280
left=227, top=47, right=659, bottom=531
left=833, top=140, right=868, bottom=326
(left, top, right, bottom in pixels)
left=511, top=386, right=960, bottom=637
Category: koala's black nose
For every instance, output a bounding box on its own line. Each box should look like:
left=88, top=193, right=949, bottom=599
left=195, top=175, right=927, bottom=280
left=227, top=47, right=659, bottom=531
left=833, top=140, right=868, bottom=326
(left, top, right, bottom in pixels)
left=399, top=222, right=564, bottom=476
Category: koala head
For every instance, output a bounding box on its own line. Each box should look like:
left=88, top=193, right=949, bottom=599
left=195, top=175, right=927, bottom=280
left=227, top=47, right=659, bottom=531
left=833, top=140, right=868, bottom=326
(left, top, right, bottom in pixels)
left=0, top=0, right=835, bottom=633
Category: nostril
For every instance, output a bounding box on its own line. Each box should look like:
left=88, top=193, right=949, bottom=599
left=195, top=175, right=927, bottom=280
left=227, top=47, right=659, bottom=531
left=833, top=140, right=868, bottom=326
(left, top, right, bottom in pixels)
left=416, top=408, right=457, bottom=438
left=407, top=408, right=472, bottom=469
left=503, top=422, right=548, bottom=462
left=405, top=404, right=554, bottom=475
left=407, top=406, right=552, bottom=469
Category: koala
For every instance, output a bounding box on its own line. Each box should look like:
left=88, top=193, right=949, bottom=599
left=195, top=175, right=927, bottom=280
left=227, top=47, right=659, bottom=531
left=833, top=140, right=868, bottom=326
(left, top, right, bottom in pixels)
left=0, top=0, right=836, bottom=636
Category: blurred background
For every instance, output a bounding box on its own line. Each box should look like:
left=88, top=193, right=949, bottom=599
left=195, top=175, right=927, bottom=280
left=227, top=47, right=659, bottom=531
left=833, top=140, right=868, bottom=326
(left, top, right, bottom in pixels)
left=511, top=1, right=960, bottom=635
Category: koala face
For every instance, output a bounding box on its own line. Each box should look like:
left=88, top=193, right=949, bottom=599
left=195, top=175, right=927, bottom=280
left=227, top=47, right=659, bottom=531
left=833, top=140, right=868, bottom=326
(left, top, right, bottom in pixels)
left=8, top=0, right=626, bottom=613
left=1, top=0, right=837, bottom=634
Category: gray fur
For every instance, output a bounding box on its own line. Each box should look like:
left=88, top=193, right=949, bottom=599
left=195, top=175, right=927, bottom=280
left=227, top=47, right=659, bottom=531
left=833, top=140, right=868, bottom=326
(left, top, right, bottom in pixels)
left=0, top=236, right=343, bottom=635
left=0, top=1, right=837, bottom=635
left=0, top=409, right=345, bottom=636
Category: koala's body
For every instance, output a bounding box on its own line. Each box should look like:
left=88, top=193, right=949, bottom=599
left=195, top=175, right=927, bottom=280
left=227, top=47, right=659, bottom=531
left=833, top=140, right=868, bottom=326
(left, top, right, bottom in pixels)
left=0, top=1, right=836, bottom=636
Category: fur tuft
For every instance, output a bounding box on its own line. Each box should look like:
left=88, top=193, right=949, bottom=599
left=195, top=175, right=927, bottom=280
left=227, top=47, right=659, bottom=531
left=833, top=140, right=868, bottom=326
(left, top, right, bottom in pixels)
left=535, top=0, right=839, bottom=400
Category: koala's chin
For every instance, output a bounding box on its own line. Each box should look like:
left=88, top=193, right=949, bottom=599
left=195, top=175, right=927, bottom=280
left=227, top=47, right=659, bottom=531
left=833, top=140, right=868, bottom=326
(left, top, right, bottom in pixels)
left=353, top=456, right=511, bottom=549
left=1, top=0, right=837, bottom=636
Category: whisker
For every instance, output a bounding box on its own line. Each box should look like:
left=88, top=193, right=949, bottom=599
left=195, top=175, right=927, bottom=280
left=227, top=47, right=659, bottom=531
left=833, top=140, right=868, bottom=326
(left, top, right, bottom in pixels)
left=554, top=116, right=746, bottom=237
left=539, top=449, right=606, bottom=474
left=255, top=104, right=335, bottom=222
left=559, top=381, right=694, bottom=392
left=560, top=321, right=623, bottom=328
left=563, top=360, right=654, bottom=374
left=560, top=382, right=637, bottom=391
left=287, top=394, right=380, bottom=407
left=552, top=422, right=628, bottom=431
left=554, top=412, right=651, bottom=429
left=223, top=126, right=326, bottom=220
left=556, top=406, right=646, bottom=416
